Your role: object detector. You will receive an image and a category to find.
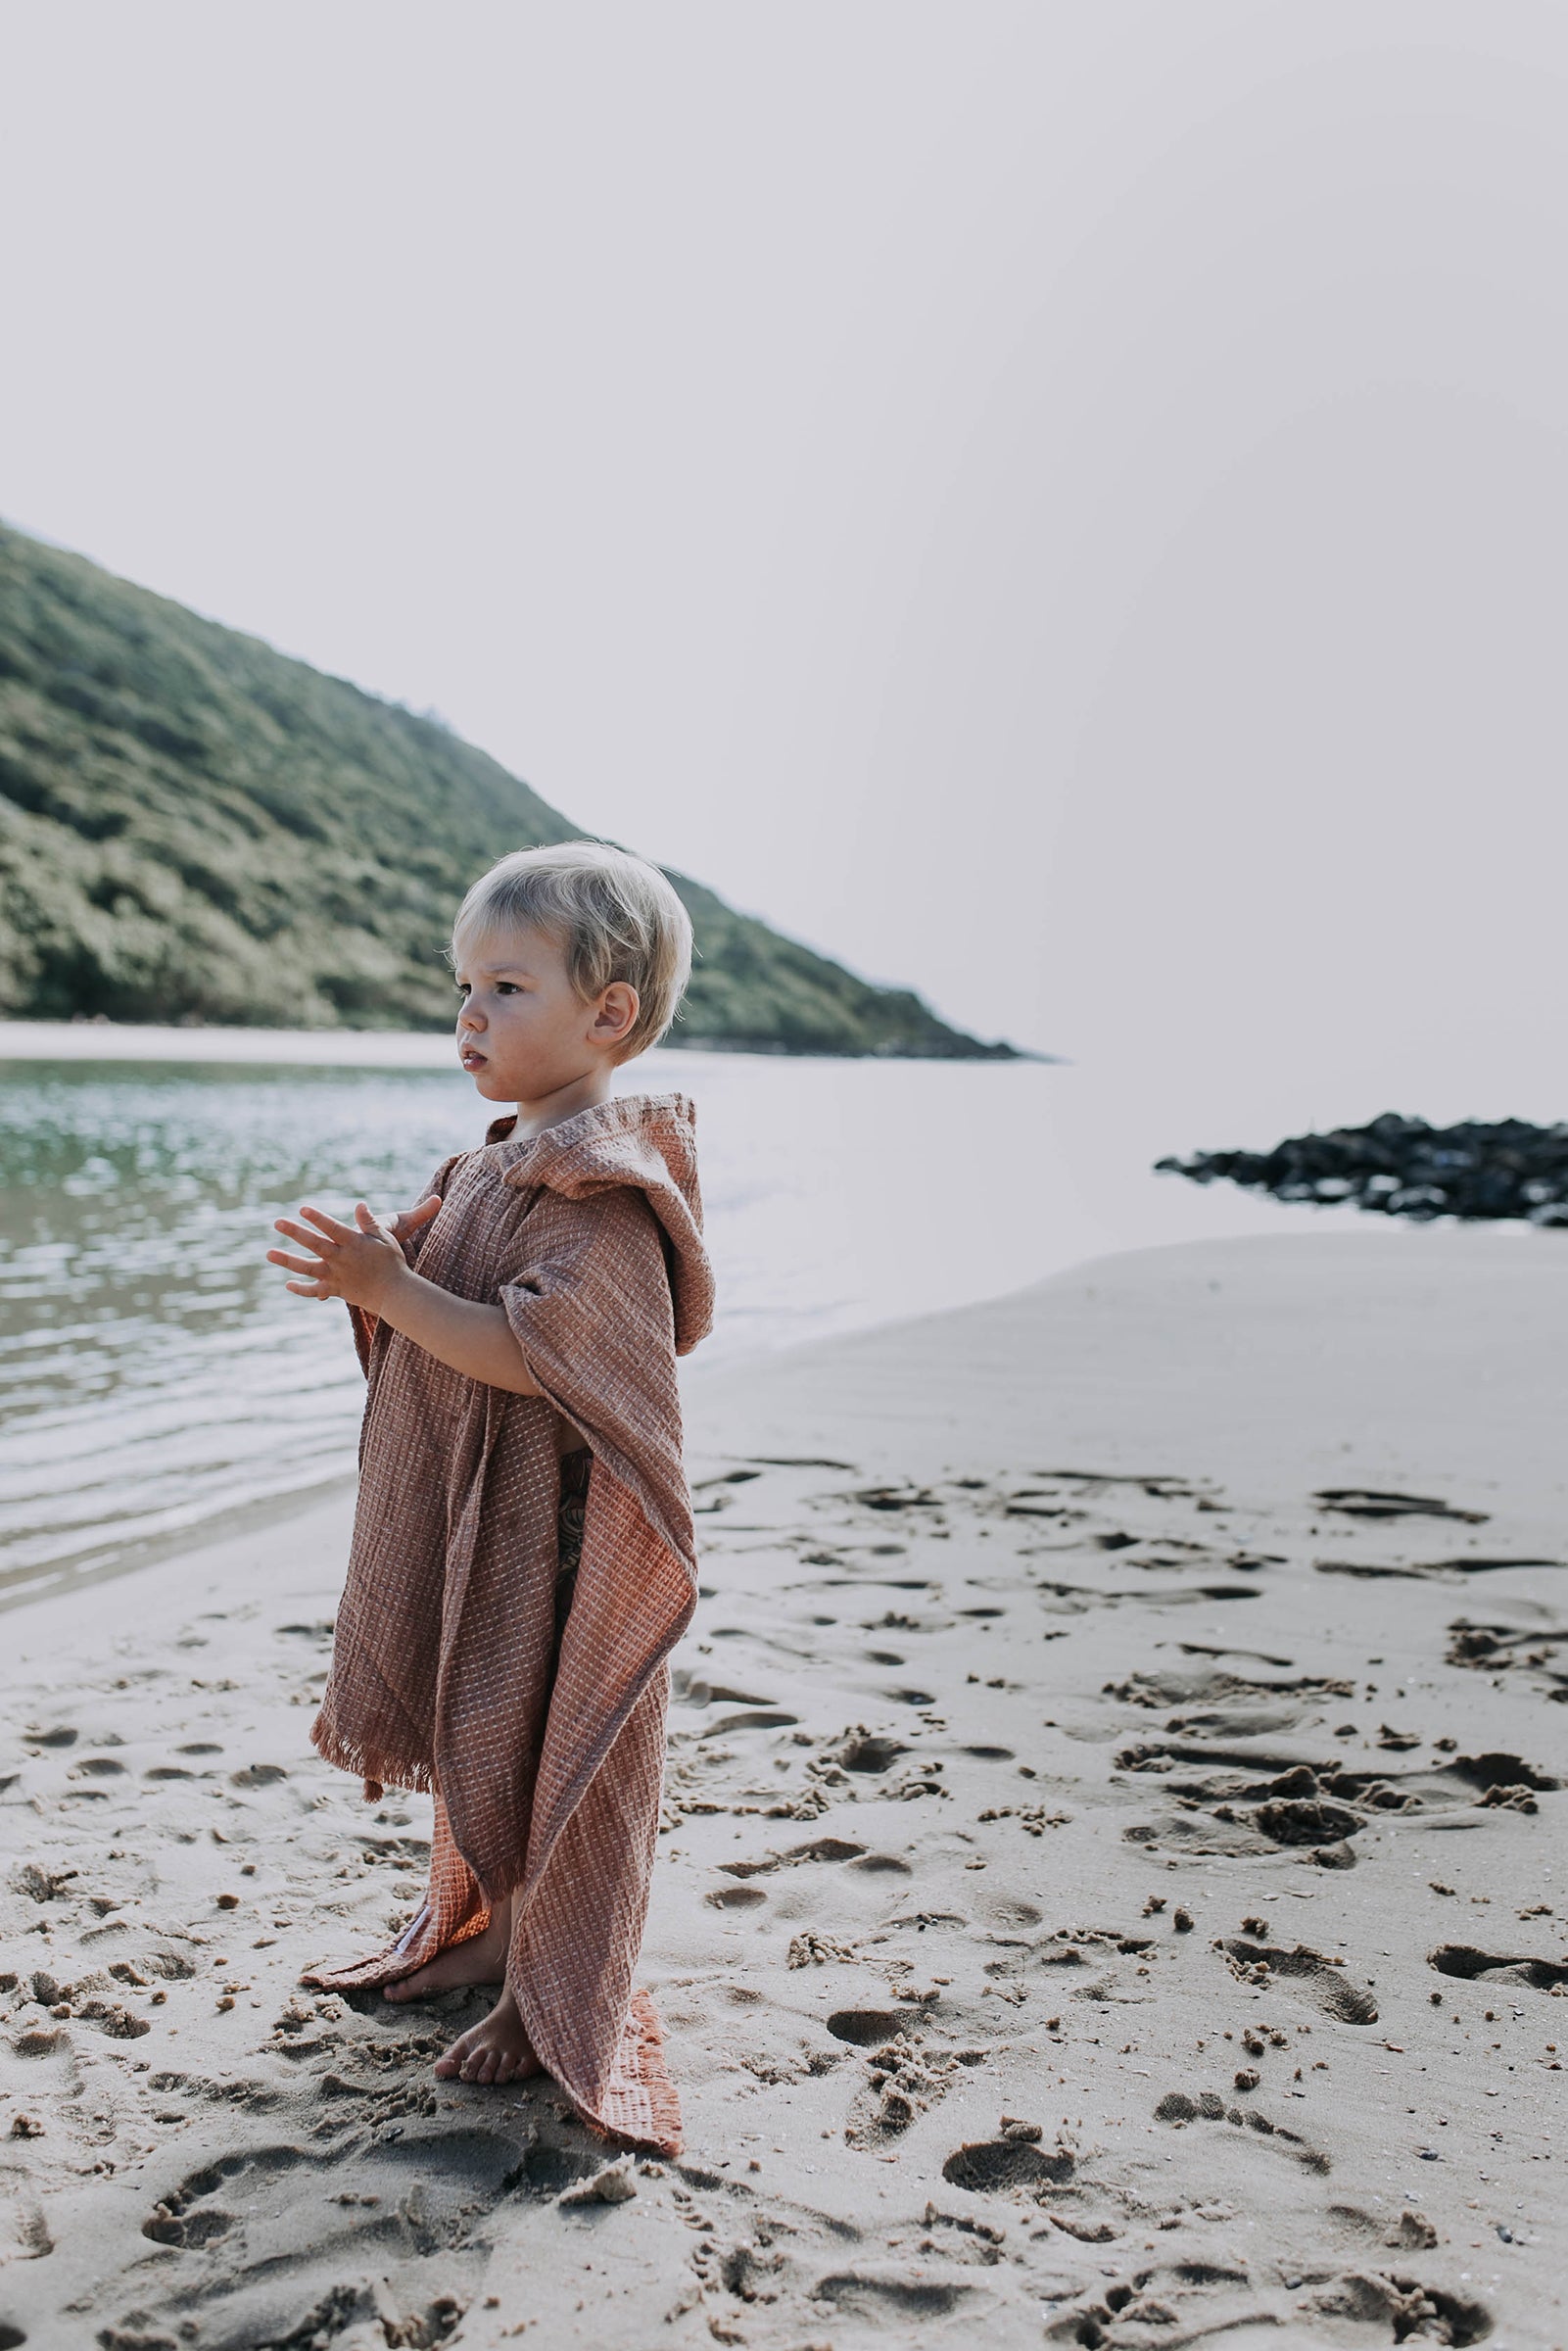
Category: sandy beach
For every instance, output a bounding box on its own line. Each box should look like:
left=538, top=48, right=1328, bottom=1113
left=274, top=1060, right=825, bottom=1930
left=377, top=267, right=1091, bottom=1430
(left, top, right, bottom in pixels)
left=2, top=1224, right=1564, bottom=2350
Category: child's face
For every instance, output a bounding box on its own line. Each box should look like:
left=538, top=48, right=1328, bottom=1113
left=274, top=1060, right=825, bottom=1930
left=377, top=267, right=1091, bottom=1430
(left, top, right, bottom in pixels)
left=452, top=921, right=635, bottom=1103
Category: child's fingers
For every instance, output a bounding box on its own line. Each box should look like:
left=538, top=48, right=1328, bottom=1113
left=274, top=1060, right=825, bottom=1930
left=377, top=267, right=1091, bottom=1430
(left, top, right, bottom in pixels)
left=298, top=1204, right=356, bottom=1243
left=268, top=1248, right=331, bottom=1277
left=272, top=1219, right=331, bottom=1252
left=283, top=1277, right=331, bottom=1298
left=385, top=1196, right=440, bottom=1241
left=354, top=1201, right=378, bottom=1233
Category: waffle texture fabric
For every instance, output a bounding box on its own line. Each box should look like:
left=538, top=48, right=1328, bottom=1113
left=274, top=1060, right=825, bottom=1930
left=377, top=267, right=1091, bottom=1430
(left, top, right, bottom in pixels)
left=304, top=1091, right=712, bottom=2153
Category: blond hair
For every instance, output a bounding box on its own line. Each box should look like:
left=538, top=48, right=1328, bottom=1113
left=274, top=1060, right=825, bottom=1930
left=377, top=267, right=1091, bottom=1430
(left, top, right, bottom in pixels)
left=452, top=840, right=692, bottom=1059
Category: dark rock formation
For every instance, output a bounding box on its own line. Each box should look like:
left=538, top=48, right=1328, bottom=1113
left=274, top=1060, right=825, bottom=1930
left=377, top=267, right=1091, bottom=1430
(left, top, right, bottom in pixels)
left=1156, top=1113, right=1568, bottom=1226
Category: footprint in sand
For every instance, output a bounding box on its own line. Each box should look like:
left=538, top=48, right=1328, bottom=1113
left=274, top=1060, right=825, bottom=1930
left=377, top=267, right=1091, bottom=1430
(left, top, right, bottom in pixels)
left=1031, top=1468, right=1208, bottom=1498
left=827, top=2006, right=906, bottom=2045
left=812, top=2272, right=973, bottom=2324
left=1032, top=1572, right=1263, bottom=1615
left=746, top=1454, right=858, bottom=1471
left=841, top=2029, right=971, bottom=2144
left=1117, top=1745, right=1365, bottom=1862
left=1165, top=1701, right=1319, bottom=1736
left=939, top=2125, right=1135, bottom=2250
left=1044, top=2254, right=1488, bottom=2350
left=1446, top=1617, right=1568, bottom=1696
left=1119, top=1738, right=1559, bottom=1864
left=0, top=2165, right=52, bottom=2263
left=717, top=1835, right=870, bottom=1878
left=10, top=2023, right=73, bottom=2062
left=1329, top=1748, right=1561, bottom=1815
left=941, top=2126, right=1075, bottom=2193
left=1105, top=1665, right=1355, bottom=1717
left=824, top=1729, right=908, bottom=1775
left=698, top=1708, right=799, bottom=1737
left=1428, top=1941, right=1568, bottom=1992
left=799, top=1824, right=870, bottom=1861
left=848, top=1485, right=946, bottom=1516
left=1216, top=1936, right=1379, bottom=2023
left=1312, top=1485, right=1490, bottom=1523
left=1176, top=1639, right=1298, bottom=1667
left=1317, top=1554, right=1561, bottom=1582
left=1150, top=2087, right=1329, bottom=2169
left=1293, top=2271, right=1492, bottom=2344
left=110, top=2119, right=601, bottom=2350
left=1329, top=2200, right=1440, bottom=2250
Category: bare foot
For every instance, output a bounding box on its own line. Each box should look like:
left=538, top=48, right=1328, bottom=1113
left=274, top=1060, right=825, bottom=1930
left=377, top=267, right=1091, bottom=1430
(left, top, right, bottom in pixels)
left=434, top=1985, right=543, bottom=2087
left=384, top=1904, right=509, bottom=2002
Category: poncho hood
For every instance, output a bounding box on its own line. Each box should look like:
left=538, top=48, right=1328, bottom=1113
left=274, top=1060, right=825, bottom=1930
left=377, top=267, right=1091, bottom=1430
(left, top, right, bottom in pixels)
left=485, top=1091, right=711, bottom=1357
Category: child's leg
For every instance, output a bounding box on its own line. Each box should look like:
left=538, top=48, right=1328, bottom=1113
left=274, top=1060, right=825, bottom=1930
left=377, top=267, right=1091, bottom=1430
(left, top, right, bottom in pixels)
left=382, top=1892, right=511, bottom=2000
left=378, top=1886, right=543, bottom=2083
left=381, top=1884, right=543, bottom=2082
left=431, top=1909, right=544, bottom=2085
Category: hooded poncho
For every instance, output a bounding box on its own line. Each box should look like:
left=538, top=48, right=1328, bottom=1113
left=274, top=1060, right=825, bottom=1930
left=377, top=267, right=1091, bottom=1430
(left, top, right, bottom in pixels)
left=304, top=1092, right=713, bottom=2153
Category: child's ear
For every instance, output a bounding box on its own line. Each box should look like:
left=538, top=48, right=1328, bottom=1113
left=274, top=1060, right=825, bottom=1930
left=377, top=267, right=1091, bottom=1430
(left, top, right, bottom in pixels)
left=592, top=982, right=640, bottom=1050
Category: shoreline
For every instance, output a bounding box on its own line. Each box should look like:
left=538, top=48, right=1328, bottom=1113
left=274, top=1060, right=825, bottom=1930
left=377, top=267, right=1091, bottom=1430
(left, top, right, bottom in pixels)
left=0, top=1470, right=359, bottom=1619
left=1, top=1225, right=1563, bottom=2347
left=0, top=1020, right=1028, bottom=1068
left=9, top=1212, right=1549, bottom=1616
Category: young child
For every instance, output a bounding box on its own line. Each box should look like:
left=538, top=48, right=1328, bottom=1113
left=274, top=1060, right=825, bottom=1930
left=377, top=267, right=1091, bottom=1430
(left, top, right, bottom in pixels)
left=265, top=841, right=712, bottom=2154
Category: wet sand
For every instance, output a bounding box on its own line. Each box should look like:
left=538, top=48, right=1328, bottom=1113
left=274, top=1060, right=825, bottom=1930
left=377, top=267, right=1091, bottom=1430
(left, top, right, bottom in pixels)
left=1, top=1227, right=1564, bottom=2348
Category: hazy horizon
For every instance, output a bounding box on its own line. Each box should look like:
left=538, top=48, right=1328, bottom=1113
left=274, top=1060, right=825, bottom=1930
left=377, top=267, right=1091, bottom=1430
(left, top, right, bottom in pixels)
left=5, top=3, right=1568, bottom=1119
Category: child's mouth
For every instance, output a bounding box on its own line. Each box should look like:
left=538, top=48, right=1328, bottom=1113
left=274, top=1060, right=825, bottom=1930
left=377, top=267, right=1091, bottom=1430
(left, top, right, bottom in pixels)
left=460, top=1048, right=488, bottom=1071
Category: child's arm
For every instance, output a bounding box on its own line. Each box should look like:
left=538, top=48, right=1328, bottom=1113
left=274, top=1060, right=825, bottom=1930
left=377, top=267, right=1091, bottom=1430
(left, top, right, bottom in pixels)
left=268, top=1203, right=545, bottom=1397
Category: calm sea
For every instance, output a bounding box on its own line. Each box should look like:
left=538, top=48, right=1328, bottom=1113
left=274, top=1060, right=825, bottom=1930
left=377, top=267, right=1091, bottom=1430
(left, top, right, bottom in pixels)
left=0, top=1027, right=1442, bottom=1605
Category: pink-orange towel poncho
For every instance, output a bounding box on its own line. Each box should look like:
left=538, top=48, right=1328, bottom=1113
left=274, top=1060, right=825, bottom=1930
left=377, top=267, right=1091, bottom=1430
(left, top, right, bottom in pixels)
left=304, top=1092, right=713, bottom=2154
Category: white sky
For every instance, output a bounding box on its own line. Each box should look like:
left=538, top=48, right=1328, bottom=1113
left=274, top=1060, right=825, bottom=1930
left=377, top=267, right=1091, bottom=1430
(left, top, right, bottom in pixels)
left=4, top=2, right=1567, bottom=1121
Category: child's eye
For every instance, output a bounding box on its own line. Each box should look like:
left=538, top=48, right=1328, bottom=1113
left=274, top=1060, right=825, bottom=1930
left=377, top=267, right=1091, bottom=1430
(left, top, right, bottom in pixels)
left=496, top=982, right=518, bottom=994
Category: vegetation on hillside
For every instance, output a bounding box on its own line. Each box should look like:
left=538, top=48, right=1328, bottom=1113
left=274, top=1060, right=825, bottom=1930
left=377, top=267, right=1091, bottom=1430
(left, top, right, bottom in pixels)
left=0, top=526, right=1011, bottom=1056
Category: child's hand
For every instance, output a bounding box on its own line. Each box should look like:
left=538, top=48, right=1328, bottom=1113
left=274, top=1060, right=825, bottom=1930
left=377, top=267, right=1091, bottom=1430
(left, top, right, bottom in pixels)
left=382, top=1194, right=442, bottom=1260
left=267, top=1203, right=413, bottom=1311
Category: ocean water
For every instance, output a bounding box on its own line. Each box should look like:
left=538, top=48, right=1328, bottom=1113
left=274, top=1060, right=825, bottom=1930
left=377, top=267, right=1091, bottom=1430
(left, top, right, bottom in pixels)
left=0, top=1027, right=1516, bottom=1606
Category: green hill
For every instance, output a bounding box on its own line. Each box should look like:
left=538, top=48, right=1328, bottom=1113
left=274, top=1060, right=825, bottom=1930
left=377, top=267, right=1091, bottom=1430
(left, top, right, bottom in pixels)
left=0, top=525, right=1012, bottom=1057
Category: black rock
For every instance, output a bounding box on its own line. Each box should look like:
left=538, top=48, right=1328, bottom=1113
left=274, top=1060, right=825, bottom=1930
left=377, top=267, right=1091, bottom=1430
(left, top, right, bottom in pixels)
left=1156, top=1114, right=1568, bottom=1226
